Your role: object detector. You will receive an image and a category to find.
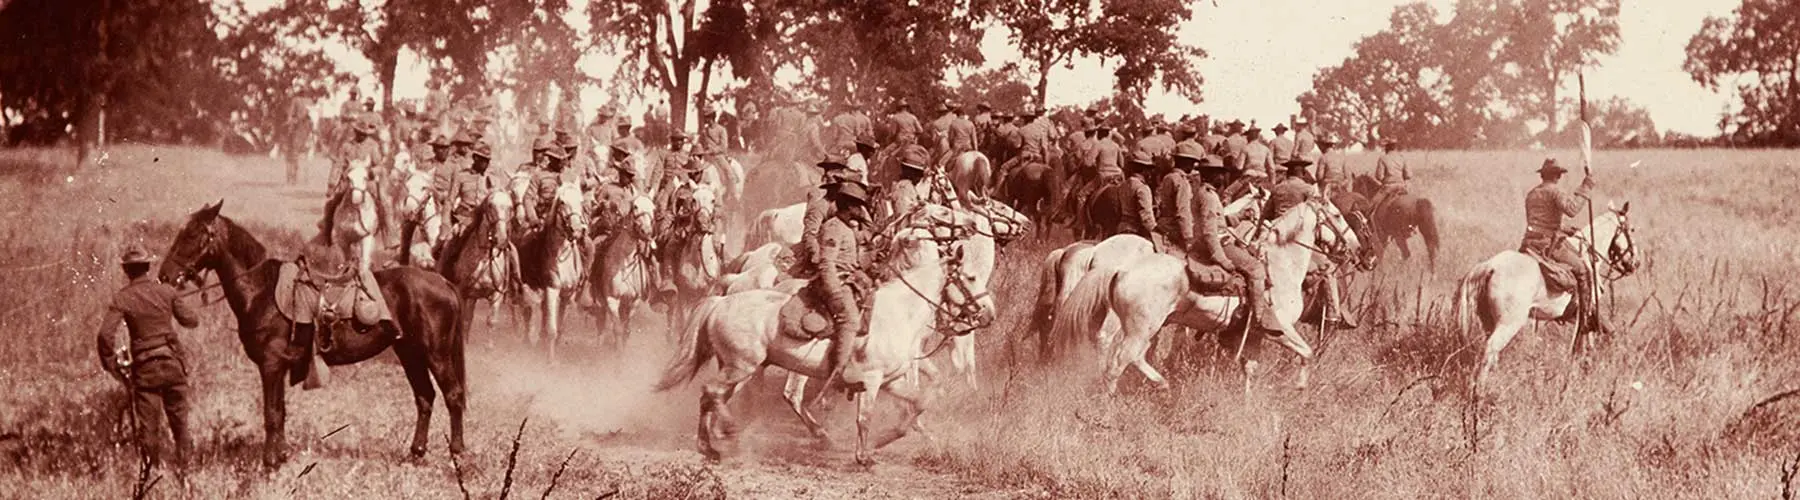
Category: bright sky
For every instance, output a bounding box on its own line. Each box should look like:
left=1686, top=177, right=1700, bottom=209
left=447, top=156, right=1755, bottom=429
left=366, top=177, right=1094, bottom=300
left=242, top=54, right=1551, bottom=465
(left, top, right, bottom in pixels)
left=982, top=0, right=1743, bottom=136
left=247, top=0, right=1743, bottom=136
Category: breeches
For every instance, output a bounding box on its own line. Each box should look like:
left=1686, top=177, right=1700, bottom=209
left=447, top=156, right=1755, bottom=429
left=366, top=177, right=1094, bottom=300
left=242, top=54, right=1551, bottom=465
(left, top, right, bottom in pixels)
left=132, top=375, right=191, bottom=466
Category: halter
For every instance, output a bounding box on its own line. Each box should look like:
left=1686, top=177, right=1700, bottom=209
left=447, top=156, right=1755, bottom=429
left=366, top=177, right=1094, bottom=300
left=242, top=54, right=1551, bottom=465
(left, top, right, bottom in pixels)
left=885, top=238, right=991, bottom=337
left=1587, top=212, right=1638, bottom=282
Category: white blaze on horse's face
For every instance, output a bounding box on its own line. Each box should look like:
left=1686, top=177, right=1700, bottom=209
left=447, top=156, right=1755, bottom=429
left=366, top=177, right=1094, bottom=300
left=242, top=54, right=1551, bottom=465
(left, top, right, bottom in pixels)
left=488, top=190, right=514, bottom=241
left=556, top=183, right=588, bottom=235
left=689, top=183, right=718, bottom=227
left=631, top=196, right=656, bottom=235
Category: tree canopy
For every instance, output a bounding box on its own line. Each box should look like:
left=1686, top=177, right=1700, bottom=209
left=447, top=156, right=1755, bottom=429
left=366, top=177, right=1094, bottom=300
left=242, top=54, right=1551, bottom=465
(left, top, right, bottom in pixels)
left=1685, top=0, right=1800, bottom=146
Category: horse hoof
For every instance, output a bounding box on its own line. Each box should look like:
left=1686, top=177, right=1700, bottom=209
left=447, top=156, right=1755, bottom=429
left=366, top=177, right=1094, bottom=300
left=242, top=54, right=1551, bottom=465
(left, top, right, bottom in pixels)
left=410, top=445, right=428, bottom=459
left=854, top=456, right=876, bottom=467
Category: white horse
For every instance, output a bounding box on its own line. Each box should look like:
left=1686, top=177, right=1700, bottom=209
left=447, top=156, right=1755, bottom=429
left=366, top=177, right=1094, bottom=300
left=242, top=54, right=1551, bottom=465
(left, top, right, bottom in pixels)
left=516, top=182, right=590, bottom=360
left=721, top=242, right=796, bottom=295
left=1049, top=199, right=1362, bottom=395
left=396, top=166, right=442, bottom=269
left=747, top=202, right=806, bottom=250
left=1456, top=202, right=1638, bottom=388
left=667, top=180, right=727, bottom=335
left=589, top=195, right=658, bottom=349
left=326, top=160, right=383, bottom=273
left=657, top=204, right=996, bottom=465
left=1030, top=192, right=1264, bottom=360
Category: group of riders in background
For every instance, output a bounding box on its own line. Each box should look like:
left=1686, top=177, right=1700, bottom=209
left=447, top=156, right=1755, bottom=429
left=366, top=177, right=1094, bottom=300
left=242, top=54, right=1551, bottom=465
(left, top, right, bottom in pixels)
left=296, top=76, right=1616, bottom=388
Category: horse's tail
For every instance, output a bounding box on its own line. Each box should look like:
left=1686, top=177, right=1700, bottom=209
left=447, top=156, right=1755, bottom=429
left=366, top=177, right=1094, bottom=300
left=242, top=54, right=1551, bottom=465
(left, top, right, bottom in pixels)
left=1027, top=248, right=1067, bottom=357
left=1454, top=262, right=1493, bottom=339
left=1047, top=265, right=1120, bottom=363
left=1414, top=198, right=1440, bottom=270
left=656, top=295, right=720, bottom=392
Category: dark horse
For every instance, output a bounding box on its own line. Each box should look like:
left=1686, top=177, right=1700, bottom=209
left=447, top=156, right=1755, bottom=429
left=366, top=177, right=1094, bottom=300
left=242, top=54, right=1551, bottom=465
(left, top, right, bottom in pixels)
left=160, top=200, right=466, bottom=467
left=997, top=159, right=1061, bottom=225
left=1341, top=174, right=1441, bottom=270
left=436, top=188, right=515, bottom=337
left=1073, top=180, right=1131, bottom=240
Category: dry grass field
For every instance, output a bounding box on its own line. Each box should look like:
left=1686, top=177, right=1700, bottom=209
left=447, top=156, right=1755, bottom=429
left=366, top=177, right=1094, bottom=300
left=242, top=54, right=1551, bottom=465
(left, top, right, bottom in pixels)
left=2, top=144, right=1797, bottom=499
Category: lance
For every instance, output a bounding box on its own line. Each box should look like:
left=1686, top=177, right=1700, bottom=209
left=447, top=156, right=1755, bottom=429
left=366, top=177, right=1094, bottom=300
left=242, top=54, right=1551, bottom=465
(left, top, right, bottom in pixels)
left=1578, top=72, right=1600, bottom=341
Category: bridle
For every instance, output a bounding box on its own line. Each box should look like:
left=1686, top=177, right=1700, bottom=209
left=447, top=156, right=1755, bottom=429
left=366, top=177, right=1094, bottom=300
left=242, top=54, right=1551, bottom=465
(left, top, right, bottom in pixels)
left=1589, top=212, right=1638, bottom=282
left=886, top=214, right=993, bottom=337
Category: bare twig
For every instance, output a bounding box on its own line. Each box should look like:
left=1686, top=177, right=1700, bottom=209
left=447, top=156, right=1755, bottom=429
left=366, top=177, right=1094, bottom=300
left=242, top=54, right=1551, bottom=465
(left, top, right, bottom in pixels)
left=1279, top=433, right=1292, bottom=498
left=320, top=423, right=352, bottom=441
left=1781, top=447, right=1800, bottom=500
left=595, top=489, right=621, bottom=499
left=540, top=449, right=578, bottom=500
left=1380, top=375, right=1441, bottom=420
left=449, top=449, right=473, bottom=500
left=500, top=417, right=529, bottom=500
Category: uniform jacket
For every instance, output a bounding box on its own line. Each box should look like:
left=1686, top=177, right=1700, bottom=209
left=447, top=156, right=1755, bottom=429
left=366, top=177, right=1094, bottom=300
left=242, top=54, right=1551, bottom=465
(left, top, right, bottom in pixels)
left=1375, top=152, right=1410, bottom=186
left=1155, top=170, right=1195, bottom=246
left=1523, top=181, right=1585, bottom=245
left=1243, top=141, right=1276, bottom=179
left=96, top=276, right=200, bottom=386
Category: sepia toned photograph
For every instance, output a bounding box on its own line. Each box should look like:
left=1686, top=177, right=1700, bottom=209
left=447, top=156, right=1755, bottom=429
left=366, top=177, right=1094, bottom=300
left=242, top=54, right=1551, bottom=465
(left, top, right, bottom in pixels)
left=1, top=0, right=1795, bottom=497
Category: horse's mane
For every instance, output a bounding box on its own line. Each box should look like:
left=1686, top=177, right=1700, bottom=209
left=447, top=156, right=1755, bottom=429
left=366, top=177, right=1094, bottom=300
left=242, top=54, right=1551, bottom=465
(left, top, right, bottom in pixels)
left=212, top=214, right=271, bottom=265
left=1264, top=199, right=1322, bottom=244
left=438, top=201, right=494, bottom=272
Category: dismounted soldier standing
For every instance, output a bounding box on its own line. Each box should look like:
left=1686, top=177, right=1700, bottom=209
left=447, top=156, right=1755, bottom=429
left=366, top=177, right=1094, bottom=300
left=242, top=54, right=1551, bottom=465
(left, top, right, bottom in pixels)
left=1186, top=156, right=1286, bottom=336
left=1521, top=158, right=1603, bottom=332
left=814, top=180, right=875, bottom=379
left=97, top=244, right=201, bottom=478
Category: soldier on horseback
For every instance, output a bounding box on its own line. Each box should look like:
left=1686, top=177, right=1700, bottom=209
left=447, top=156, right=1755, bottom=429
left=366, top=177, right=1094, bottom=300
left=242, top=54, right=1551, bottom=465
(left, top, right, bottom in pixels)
left=436, top=141, right=510, bottom=253
left=1065, top=121, right=1124, bottom=225
left=1187, top=155, right=1286, bottom=336
left=592, top=143, right=644, bottom=238
left=889, top=99, right=923, bottom=149
left=1155, top=142, right=1204, bottom=252
left=995, top=108, right=1051, bottom=193
left=1266, top=158, right=1319, bottom=220
left=652, top=158, right=719, bottom=299
left=1371, top=137, right=1410, bottom=208
left=798, top=154, right=860, bottom=267
left=696, top=104, right=731, bottom=177
left=1118, top=149, right=1158, bottom=239
left=811, top=181, right=875, bottom=379
left=317, top=115, right=383, bottom=237
left=1315, top=134, right=1348, bottom=194
left=1522, top=158, right=1604, bottom=332
left=886, top=145, right=932, bottom=219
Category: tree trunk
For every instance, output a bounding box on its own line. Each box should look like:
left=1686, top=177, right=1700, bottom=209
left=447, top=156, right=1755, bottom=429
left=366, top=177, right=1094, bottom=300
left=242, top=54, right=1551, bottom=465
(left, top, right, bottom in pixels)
left=1034, top=53, right=1053, bottom=110
left=698, top=58, right=715, bottom=117
left=670, top=58, right=692, bottom=136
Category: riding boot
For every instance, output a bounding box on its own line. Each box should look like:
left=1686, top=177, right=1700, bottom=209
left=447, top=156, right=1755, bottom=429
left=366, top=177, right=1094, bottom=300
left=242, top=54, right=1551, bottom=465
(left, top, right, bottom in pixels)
left=1244, top=270, right=1285, bottom=335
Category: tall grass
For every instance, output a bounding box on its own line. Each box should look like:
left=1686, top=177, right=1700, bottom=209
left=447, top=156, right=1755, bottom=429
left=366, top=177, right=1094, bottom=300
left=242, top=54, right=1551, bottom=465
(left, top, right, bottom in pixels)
left=3, top=145, right=1798, bottom=498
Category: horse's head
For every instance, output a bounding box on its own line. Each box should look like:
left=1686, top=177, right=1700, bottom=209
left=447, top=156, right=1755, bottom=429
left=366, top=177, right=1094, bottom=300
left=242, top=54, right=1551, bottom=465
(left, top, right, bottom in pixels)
left=552, top=182, right=589, bottom=238
left=939, top=239, right=997, bottom=333
left=398, top=168, right=435, bottom=220
left=971, top=199, right=1031, bottom=245
left=159, top=200, right=228, bottom=288
left=485, top=188, right=514, bottom=243
left=1602, top=201, right=1640, bottom=277
left=1312, top=197, right=1373, bottom=271
left=685, top=181, right=719, bottom=233
left=628, top=195, right=657, bottom=237
left=507, top=172, right=533, bottom=224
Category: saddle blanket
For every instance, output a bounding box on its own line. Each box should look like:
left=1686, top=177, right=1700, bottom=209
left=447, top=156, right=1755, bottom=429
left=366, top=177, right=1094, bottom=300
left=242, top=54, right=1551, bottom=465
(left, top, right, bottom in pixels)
left=1185, top=260, right=1247, bottom=296
left=1520, top=247, right=1578, bottom=293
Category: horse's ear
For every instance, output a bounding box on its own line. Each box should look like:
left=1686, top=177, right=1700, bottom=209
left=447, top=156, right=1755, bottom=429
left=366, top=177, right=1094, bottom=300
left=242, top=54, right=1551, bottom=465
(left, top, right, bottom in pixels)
left=1620, top=201, right=1631, bottom=214
left=198, top=199, right=223, bottom=221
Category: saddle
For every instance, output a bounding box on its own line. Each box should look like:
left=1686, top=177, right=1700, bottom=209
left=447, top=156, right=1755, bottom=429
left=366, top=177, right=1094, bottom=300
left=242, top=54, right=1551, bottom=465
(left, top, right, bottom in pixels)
left=274, top=259, right=397, bottom=390
left=779, top=272, right=874, bottom=340
left=1520, top=245, right=1578, bottom=293
left=1184, top=259, right=1247, bottom=296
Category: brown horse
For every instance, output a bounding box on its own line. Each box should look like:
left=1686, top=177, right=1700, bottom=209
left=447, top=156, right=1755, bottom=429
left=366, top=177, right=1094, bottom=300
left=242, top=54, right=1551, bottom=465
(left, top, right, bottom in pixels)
left=1073, top=180, right=1132, bottom=240
left=159, top=200, right=465, bottom=468
left=437, top=188, right=517, bottom=336
left=997, top=160, right=1060, bottom=224
left=1348, top=174, right=1441, bottom=270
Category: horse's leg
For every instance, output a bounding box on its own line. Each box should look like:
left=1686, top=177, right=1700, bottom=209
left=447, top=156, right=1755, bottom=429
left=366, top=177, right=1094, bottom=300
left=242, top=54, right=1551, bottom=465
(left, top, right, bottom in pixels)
left=1394, top=231, right=1413, bottom=261
left=700, top=360, right=758, bottom=460
left=872, top=379, right=929, bottom=450
left=257, top=365, right=290, bottom=468
left=544, top=286, right=561, bottom=361
left=520, top=288, right=541, bottom=346
left=1478, top=295, right=1534, bottom=389
left=604, top=295, right=623, bottom=348
left=854, top=387, right=879, bottom=466
left=952, top=335, right=978, bottom=391
left=1106, top=296, right=1175, bottom=394
left=781, top=372, right=829, bottom=440
left=396, top=342, right=436, bottom=458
